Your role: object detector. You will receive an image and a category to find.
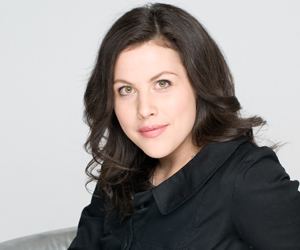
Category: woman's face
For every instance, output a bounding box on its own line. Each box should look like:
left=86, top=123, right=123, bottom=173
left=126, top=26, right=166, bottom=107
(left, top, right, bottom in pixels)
left=113, top=40, right=198, bottom=161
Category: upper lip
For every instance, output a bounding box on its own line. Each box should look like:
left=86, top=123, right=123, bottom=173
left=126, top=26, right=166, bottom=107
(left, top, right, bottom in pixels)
left=138, top=124, right=168, bottom=132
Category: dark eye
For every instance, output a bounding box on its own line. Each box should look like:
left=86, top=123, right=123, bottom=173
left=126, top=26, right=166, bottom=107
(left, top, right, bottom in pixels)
left=118, top=86, right=133, bottom=96
left=157, top=79, right=171, bottom=88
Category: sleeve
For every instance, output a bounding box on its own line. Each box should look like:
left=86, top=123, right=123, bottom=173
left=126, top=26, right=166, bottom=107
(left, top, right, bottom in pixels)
left=232, top=146, right=300, bottom=249
left=68, top=183, right=106, bottom=250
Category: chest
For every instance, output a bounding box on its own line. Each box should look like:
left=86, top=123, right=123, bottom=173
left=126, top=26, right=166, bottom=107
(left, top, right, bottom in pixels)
left=100, top=173, right=252, bottom=249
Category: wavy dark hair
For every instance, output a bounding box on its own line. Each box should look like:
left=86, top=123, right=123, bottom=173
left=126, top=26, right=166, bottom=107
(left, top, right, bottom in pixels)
left=83, top=2, right=278, bottom=221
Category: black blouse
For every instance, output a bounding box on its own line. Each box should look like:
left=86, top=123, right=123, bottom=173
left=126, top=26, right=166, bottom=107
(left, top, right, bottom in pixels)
left=68, top=136, right=300, bottom=249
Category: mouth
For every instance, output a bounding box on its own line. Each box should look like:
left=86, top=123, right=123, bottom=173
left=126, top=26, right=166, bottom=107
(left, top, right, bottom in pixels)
left=138, top=124, right=168, bottom=138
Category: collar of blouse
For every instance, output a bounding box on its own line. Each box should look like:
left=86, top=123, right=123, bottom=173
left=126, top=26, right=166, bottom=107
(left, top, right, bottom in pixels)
left=133, top=135, right=249, bottom=215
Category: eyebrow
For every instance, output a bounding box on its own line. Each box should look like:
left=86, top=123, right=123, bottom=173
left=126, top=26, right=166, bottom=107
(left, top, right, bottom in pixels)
left=113, top=71, right=178, bottom=85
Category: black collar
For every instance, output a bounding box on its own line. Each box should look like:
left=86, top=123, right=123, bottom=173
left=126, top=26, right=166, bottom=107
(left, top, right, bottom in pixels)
left=150, top=136, right=249, bottom=215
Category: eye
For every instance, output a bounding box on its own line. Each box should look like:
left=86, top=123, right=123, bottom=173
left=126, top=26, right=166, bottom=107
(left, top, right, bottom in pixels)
left=156, top=79, right=171, bottom=89
left=118, top=86, right=134, bottom=96
left=116, top=79, right=171, bottom=97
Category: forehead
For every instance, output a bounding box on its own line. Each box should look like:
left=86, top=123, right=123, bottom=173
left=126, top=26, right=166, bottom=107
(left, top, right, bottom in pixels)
left=113, top=41, right=185, bottom=80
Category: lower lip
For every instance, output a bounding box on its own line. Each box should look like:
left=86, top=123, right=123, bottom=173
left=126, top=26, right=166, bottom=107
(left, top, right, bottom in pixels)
left=139, top=125, right=168, bottom=138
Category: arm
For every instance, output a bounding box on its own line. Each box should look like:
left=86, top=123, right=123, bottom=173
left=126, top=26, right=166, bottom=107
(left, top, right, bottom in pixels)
left=68, top=183, right=105, bottom=250
left=232, top=146, right=300, bottom=249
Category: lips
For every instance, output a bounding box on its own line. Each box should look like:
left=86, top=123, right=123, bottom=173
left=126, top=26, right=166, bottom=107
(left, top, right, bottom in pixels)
left=138, top=124, right=168, bottom=132
left=138, top=124, right=168, bottom=138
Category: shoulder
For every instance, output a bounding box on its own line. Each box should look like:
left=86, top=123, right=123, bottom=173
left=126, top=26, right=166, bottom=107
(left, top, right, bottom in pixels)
left=228, top=141, right=300, bottom=247
left=218, top=139, right=297, bottom=199
left=231, top=139, right=278, bottom=164
left=232, top=141, right=290, bottom=185
left=223, top=139, right=286, bottom=180
left=238, top=140, right=279, bottom=164
left=229, top=139, right=300, bottom=212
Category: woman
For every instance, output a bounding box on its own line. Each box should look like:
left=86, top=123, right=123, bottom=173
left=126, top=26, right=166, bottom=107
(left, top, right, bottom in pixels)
left=68, top=3, right=300, bottom=249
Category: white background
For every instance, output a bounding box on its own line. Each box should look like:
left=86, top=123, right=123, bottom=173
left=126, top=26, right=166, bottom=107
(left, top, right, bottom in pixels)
left=0, top=0, right=299, bottom=242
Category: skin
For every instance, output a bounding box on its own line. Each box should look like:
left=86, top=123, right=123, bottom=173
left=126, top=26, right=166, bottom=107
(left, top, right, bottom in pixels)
left=113, top=39, right=201, bottom=185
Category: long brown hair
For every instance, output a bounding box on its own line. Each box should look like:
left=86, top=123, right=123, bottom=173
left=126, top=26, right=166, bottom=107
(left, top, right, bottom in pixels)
left=83, top=3, right=276, bottom=221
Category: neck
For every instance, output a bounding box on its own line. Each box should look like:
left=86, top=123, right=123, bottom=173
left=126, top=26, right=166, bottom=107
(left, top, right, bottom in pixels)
left=151, top=144, right=202, bottom=186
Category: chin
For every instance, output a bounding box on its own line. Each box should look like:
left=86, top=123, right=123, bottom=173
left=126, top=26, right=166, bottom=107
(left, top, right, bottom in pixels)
left=138, top=145, right=171, bottom=159
left=143, top=152, right=168, bottom=159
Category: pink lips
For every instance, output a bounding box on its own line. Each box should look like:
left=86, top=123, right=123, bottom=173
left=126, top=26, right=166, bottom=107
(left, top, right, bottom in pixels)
left=138, top=124, right=168, bottom=138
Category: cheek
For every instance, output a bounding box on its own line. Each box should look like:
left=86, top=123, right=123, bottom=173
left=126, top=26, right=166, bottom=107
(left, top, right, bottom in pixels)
left=114, top=101, right=134, bottom=130
left=115, top=106, right=126, bottom=124
left=170, top=90, right=197, bottom=128
left=169, top=89, right=196, bottom=115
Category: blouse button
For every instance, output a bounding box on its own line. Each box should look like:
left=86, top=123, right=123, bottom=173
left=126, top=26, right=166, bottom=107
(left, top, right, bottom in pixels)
left=138, top=202, right=149, bottom=210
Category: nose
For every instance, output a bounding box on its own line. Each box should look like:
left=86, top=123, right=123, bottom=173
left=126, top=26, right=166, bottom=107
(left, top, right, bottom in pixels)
left=137, top=92, right=157, bottom=120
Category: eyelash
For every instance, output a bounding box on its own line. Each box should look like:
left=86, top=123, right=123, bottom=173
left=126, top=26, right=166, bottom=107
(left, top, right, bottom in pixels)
left=117, top=79, right=172, bottom=96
